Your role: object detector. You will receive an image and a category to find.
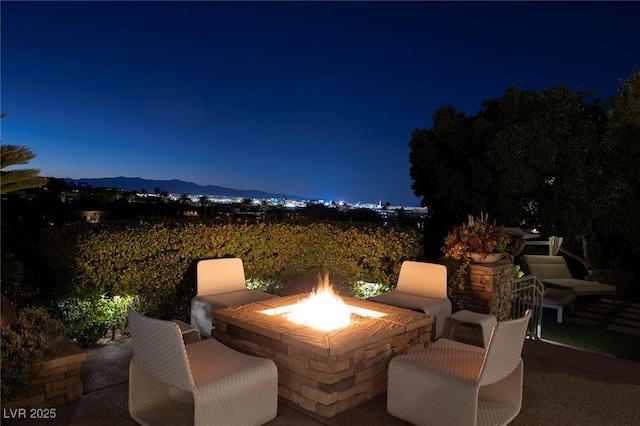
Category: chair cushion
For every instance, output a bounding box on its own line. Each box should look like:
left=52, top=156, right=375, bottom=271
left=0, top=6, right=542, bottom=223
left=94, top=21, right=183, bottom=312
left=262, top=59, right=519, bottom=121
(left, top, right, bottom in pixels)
left=196, top=258, right=247, bottom=295
left=396, top=261, right=448, bottom=298
left=525, top=262, right=573, bottom=279
left=191, top=290, right=279, bottom=337
left=522, top=255, right=574, bottom=279
left=542, top=278, right=616, bottom=295
left=186, top=338, right=276, bottom=386
left=391, top=338, right=486, bottom=381
left=194, top=289, right=279, bottom=308
left=368, top=290, right=452, bottom=338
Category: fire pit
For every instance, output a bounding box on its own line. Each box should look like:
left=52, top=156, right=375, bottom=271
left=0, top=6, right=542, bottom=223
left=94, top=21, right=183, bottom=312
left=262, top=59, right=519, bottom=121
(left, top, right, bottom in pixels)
left=212, top=280, right=433, bottom=417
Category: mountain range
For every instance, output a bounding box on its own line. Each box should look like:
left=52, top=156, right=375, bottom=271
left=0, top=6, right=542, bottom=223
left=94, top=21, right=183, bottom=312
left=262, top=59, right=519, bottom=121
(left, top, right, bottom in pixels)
left=64, top=177, right=306, bottom=200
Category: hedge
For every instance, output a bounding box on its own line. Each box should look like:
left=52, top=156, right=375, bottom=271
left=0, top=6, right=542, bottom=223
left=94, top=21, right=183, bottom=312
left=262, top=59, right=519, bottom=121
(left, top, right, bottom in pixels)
left=36, top=220, right=423, bottom=318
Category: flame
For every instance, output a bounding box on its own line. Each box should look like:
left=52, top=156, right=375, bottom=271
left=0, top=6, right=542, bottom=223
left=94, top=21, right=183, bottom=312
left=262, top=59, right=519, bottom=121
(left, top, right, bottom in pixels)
left=286, top=274, right=352, bottom=331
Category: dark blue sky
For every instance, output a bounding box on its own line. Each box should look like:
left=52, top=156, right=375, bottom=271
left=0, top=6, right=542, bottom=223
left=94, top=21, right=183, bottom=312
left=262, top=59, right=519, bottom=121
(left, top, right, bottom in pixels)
left=2, top=1, right=638, bottom=206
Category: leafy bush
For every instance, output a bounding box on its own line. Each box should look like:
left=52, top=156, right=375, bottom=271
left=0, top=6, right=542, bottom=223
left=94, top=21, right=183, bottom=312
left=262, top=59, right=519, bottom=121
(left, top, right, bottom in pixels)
left=4, top=219, right=423, bottom=344
left=246, top=278, right=284, bottom=294
left=37, top=220, right=422, bottom=310
left=57, top=295, right=134, bottom=346
left=351, top=280, right=393, bottom=299
left=1, top=307, right=66, bottom=399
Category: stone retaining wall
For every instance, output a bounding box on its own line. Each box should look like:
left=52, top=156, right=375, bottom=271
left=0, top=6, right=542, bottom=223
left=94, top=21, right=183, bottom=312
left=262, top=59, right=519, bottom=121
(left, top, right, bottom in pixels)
left=2, top=336, right=87, bottom=410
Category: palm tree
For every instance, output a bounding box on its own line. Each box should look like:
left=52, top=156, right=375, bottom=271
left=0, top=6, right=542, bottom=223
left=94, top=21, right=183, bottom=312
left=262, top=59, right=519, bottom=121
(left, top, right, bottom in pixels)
left=1, top=115, right=48, bottom=194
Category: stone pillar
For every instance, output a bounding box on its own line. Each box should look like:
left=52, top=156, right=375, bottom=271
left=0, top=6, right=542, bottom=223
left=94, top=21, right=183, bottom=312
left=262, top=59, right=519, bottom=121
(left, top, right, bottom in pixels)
left=449, top=258, right=514, bottom=321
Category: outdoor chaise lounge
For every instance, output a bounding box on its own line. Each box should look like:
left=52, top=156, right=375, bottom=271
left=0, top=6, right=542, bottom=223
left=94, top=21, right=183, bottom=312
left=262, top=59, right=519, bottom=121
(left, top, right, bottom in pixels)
left=522, top=255, right=616, bottom=303
left=387, top=310, right=531, bottom=426
left=368, top=260, right=452, bottom=339
left=190, top=257, right=279, bottom=336
left=128, top=307, right=278, bottom=426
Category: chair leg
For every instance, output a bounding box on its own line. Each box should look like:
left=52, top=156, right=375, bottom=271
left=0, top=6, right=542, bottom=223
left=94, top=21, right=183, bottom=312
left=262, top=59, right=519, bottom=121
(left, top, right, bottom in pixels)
left=129, top=361, right=194, bottom=426
left=478, top=360, right=524, bottom=426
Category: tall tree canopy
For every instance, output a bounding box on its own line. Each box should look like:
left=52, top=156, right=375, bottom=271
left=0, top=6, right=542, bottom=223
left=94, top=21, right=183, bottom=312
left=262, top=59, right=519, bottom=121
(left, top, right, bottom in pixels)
left=410, top=85, right=606, bottom=240
left=587, top=71, right=640, bottom=294
left=599, top=71, right=640, bottom=240
left=409, top=73, right=640, bottom=294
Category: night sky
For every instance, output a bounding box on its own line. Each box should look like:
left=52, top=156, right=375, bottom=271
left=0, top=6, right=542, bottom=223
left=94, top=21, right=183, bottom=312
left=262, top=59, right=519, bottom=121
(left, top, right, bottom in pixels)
left=2, top=1, right=638, bottom=206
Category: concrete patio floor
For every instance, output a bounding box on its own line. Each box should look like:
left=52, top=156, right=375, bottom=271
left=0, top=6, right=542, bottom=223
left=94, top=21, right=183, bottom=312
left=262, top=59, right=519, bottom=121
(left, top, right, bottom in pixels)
left=4, top=336, right=639, bottom=426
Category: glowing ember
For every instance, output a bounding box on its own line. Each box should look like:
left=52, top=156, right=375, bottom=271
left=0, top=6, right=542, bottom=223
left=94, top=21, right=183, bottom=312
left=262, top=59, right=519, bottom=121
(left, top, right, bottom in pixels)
left=287, top=274, right=352, bottom=331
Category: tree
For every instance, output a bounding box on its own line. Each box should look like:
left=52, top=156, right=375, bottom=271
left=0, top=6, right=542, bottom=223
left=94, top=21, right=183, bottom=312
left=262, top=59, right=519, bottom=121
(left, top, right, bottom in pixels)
left=179, top=193, right=191, bottom=204
left=600, top=71, right=640, bottom=239
left=0, top=114, right=49, bottom=194
left=409, top=86, right=607, bottom=258
left=589, top=71, right=640, bottom=294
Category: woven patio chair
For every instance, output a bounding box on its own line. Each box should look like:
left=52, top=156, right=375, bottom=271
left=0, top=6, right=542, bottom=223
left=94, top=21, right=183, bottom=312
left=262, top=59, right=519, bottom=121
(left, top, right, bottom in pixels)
left=387, top=310, right=532, bottom=426
left=128, top=307, right=278, bottom=426
left=190, top=257, right=279, bottom=336
left=368, top=261, right=452, bottom=338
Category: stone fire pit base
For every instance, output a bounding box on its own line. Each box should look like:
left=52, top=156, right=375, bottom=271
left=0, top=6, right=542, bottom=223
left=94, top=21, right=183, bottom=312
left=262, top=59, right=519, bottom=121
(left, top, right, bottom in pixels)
left=213, top=294, right=432, bottom=417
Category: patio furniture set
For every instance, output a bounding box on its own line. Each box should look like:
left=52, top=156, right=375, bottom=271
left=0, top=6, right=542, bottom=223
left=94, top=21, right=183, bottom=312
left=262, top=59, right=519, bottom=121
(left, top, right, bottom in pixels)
left=127, top=257, right=536, bottom=425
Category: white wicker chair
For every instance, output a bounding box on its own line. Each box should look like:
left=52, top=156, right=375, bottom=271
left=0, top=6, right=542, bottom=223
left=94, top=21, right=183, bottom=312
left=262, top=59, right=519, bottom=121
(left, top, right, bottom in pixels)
left=368, top=261, right=452, bottom=338
left=128, top=307, right=278, bottom=426
left=387, top=310, right=532, bottom=426
left=190, top=257, right=279, bottom=336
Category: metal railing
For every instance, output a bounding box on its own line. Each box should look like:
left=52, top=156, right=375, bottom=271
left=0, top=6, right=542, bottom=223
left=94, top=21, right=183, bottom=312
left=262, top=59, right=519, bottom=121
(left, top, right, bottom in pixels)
left=512, top=275, right=545, bottom=339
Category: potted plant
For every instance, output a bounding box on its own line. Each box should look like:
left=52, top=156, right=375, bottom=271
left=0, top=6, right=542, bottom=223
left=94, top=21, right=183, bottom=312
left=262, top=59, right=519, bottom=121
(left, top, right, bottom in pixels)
left=441, top=213, right=512, bottom=290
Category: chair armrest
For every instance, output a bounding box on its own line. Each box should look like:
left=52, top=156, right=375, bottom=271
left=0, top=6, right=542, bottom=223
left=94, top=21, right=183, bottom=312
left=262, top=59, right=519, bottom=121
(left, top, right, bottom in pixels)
left=173, top=319, right=201, bottom=344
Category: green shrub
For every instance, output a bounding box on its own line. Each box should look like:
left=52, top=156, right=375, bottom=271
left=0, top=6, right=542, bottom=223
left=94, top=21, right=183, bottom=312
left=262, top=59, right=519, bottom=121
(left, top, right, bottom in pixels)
left=246, top=277, right=284, bottom=294
left=351, top=280, right=393, bottom=299
left=34, top=219, right=422, bottom=324
left=57, top=295, right=134, bottom=346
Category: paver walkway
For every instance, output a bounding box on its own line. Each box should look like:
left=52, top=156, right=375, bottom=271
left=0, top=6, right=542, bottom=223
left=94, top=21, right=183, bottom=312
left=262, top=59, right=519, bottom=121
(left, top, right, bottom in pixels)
left=5, top=337, right=637, bottom=426
left=563, top=298, right=640, bottom=336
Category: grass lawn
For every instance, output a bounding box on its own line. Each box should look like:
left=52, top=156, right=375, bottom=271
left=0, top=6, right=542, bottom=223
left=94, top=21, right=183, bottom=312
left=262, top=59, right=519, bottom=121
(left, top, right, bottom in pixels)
left=539, top=299, right=640, bottom=362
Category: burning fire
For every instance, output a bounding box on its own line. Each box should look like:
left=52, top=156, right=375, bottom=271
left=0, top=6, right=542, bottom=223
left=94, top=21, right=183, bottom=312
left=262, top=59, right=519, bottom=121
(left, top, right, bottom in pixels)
left=261, top=273, right=386, bottom=331
left=287, top=274, right=352, bottom=331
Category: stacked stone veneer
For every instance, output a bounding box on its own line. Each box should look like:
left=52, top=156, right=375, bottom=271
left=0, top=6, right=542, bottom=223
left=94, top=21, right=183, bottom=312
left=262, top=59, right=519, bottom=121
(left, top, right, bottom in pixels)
left=450, top=258, right=514, bottom=321
left=212, top=295, right=432, bottom=417
left=2, top=336, right=87, bottom=410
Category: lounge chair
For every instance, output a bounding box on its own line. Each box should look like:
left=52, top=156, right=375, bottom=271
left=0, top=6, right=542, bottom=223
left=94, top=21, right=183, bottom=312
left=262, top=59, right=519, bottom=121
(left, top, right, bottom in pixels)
left=367, top=261, right=452, bottom=339
left=521, top=255, right=616, bottom=303
left=128, top=307, right=278, bottom=426
left=190, top=258, right=279, bottom=336
left=387, top=310, right=532, bottom=426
